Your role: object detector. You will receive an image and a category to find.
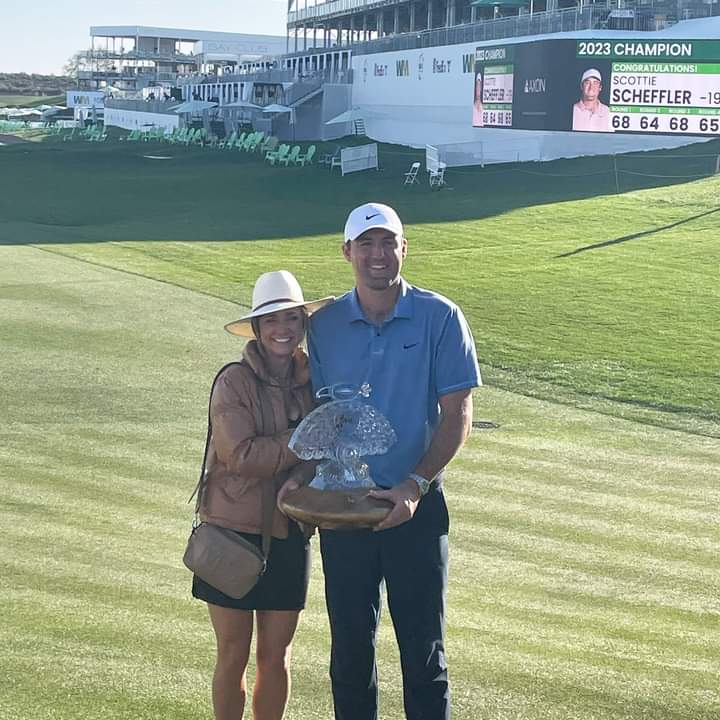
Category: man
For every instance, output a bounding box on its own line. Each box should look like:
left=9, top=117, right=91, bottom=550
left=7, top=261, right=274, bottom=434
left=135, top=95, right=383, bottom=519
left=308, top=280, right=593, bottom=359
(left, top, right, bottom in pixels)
left=307, top=202, right=481, bottom=720
left=472, top=71, right=484, bottom=127
left=572, top=68, right=611, bottom=132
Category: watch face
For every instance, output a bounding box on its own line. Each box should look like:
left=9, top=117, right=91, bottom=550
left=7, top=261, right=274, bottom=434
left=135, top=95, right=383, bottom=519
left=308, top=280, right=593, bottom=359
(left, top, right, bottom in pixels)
left=410, top=474, right=431, bottom=496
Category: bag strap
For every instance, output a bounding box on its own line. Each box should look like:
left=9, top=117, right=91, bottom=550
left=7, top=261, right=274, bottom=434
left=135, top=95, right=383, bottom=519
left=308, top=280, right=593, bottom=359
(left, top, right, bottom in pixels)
left=254, top=378, right=276, bottom=561
left=188, top=359, right=277, bottom=561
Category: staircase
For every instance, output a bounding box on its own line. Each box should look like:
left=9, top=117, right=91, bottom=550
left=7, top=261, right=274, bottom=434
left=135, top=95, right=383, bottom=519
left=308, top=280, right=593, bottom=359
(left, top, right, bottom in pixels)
left=353, top=119, right=366, bottom=136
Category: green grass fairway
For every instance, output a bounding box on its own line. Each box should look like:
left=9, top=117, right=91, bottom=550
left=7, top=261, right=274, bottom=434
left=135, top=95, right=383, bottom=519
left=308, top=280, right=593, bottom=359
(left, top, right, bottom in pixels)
left=0, top=94, right=65, bottom=107
left=2, top=245, right=718, bottom=720
left=1, top=137, right=719, bottom=720
left=1, top=139, right=717, bottom=436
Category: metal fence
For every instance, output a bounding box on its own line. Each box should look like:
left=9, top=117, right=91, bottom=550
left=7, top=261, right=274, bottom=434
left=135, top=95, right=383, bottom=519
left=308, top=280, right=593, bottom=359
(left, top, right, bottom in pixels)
left=177, top=67, right=353, bottom=87
left=349, top=7, right=606, bottom=55
left=105, top=99, right=180, bottom=114
left=87, top=49, right=196, bottom=62
left=289, top=0, right=396, bottom=23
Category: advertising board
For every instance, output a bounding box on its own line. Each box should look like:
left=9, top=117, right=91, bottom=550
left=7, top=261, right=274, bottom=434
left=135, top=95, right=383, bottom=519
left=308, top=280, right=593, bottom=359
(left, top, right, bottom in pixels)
left=472, top=39, right=720, bottom=136
left=66, top=91, right=106, bottom=109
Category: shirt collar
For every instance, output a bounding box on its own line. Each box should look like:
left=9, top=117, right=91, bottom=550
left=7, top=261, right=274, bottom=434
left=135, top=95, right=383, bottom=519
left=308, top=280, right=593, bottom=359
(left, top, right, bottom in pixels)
left=347, top=278, right=413, bottom=324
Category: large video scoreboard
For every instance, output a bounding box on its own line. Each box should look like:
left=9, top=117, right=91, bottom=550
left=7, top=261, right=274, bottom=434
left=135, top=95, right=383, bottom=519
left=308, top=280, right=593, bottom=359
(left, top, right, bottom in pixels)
left=471, top=38, right=720, bottom=136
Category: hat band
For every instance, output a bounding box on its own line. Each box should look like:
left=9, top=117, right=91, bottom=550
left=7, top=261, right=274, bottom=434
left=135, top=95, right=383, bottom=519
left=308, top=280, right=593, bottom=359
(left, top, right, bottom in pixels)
left=253, top=297, right=299, bottom=313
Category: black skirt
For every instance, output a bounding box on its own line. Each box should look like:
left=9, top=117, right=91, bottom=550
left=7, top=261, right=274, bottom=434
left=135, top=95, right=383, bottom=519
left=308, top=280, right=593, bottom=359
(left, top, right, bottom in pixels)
left=192, top=521, right=311, bottom=611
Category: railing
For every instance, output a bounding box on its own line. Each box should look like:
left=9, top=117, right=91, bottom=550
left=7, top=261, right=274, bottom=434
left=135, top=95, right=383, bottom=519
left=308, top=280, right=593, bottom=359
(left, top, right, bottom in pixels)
left=288, top=0, right=707, bottom=24
left=289, top=0, right=391, bottom=23
left=347, top=7, right=609, bottom=55
left=78, top=69, right=180, bottom=82
left=87, top=49, right=197, bottom=62
left=178, top=69, right=298, bottom=85
left=105, top=99, right=180, bottom=114
left=177, top=66, right=353, bottom=86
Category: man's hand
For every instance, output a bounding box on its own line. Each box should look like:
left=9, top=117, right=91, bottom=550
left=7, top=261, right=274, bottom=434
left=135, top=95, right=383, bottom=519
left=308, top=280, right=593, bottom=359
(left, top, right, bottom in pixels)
left=368, top=478, right=421, bottom=531
left=276, top=478, right=300, bottom=514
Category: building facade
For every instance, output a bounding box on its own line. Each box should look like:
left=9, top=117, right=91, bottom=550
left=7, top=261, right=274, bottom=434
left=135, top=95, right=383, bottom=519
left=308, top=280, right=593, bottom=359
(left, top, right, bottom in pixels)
left=78, top=26, right=287, bottom=93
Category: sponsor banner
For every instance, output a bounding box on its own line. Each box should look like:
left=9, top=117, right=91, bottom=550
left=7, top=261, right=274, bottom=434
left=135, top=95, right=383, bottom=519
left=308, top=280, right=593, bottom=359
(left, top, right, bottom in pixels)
left=472, top=38, right=720, bottom=136
left=66, top=90, right=105, bottom=108
left=355, top=42, right=477, bottom=102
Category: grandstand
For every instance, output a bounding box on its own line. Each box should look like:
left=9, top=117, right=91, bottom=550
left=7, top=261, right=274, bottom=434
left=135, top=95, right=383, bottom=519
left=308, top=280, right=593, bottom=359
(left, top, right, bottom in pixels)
left=77, top=27, right=287, bottom=94
left=284, top=0, right=711, bottom=51
left=95, top=3, right=720, bottom=164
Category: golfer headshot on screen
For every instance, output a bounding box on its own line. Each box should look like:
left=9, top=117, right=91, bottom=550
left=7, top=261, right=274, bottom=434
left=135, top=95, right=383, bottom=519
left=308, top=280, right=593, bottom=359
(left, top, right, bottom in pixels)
left=572, top=68, right=611, bottom=132
left=472, top=72, right=484, bottom=127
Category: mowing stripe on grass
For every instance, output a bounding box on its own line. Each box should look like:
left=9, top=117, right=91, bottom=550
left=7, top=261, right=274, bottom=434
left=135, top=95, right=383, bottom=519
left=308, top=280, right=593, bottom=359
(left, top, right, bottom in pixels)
left=2, top=244, right=719, bottom=720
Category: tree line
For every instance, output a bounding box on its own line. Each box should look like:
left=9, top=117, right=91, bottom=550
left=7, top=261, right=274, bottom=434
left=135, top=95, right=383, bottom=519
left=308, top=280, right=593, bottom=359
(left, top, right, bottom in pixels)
left=0, top=73, right=74, bottom=97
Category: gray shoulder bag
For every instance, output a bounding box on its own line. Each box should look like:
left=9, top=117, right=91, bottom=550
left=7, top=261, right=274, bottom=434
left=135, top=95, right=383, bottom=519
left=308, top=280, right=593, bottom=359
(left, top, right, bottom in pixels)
left=183, top=362, right=276, bottom=599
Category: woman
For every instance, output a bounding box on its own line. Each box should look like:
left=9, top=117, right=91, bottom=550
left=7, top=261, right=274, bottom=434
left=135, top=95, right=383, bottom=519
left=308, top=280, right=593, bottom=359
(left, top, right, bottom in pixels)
left=193, top=270, right=332, bottom=720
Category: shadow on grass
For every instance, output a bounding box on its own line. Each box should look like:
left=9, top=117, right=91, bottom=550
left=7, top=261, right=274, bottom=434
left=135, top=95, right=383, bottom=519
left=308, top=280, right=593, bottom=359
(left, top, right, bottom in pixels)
left=0, top=136, right=719, bottom=245
left=555, top=206, right=720, bottom=258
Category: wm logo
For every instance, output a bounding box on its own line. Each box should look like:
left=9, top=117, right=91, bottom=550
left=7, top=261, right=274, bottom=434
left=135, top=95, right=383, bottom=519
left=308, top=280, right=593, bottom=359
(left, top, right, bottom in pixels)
left=462, top=53, right=475, bottom=73
left=396, top=59, right=410, bottom=77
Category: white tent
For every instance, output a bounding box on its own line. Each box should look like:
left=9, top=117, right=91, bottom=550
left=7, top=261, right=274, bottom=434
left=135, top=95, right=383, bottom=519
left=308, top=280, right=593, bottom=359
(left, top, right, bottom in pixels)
left=224, top=100, right=261, bottom=110
left=172, top=100, right=217, bottom=114
left=326, top=107, right=385, bottom=125
left=262, top=103, right=293, bottom=114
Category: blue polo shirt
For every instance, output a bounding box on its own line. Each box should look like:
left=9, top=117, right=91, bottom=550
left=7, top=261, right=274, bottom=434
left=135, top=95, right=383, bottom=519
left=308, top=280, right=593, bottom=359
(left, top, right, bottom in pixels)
left=308, top=278, right=481, bottom=489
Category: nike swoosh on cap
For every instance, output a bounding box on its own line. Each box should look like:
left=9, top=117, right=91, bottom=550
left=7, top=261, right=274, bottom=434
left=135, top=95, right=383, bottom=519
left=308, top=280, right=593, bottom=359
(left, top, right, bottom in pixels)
left=365, top=213, right=381, bottom=220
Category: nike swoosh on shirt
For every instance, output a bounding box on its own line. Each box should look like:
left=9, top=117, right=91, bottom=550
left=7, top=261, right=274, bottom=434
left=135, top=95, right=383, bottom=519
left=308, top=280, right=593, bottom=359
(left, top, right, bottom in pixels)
left=403, top=342, right=419, bottom=349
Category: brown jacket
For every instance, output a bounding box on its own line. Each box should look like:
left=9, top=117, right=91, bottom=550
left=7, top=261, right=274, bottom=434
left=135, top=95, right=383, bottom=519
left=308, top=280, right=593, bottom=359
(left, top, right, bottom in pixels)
left=199, top=340, right=315, bottom=538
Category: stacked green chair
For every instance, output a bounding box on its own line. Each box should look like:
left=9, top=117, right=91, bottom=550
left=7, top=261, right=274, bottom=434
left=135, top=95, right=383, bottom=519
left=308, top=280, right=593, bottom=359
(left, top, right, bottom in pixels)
left=238, top=132, right=254, bottom=151
left=191, top=128, right=207, bottom=146
left=236, top=132, right=247, bottom=150
left=87, top=126, right=108, bottom=142
left=247, top=132, right=266, bottom=152
left=295, top=145, right=316, bottom=166
left=162, top=128, right=180, bottom=144
left=181, top=128, right=198, bottom=146
left=119, top=129, right=141, bottom=142
left=266, top=143, right=290, bottom=166
left=280, top=145, right=301, bottom=167
left=259, top=136, right=279, bottom=154
left=217, top=130, right=236, bottom=149
left=168, top=128, right=188, bottom=145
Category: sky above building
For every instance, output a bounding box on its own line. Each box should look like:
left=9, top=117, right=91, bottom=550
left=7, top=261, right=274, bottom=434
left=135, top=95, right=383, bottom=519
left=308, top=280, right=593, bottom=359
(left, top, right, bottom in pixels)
left=0, top=0, right=288, bottom=75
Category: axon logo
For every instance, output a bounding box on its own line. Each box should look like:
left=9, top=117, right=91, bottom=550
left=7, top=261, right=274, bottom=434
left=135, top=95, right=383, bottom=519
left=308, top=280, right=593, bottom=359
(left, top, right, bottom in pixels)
left=396, top=59, right=410, bottom=77
left=524, top=78, right=546, bottom=93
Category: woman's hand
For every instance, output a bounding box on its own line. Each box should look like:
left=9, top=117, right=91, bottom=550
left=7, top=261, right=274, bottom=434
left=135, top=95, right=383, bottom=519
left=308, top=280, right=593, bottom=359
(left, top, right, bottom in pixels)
left=276, top=478, right=300, bottom=514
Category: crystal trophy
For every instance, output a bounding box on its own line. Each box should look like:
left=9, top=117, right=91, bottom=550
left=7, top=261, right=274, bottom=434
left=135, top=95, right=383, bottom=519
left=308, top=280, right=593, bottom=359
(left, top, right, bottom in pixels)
left=282, top=383, right=397, bottom=528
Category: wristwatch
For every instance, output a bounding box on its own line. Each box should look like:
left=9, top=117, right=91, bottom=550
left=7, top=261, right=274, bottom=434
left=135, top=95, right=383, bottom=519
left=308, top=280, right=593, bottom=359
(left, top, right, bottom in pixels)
left=408, top=472, right=432, bottom=498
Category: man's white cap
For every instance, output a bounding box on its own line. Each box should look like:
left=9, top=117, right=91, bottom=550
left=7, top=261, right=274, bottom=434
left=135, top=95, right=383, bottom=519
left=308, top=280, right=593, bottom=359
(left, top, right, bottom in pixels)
left=344, top=202, right=404, bottom=244
left=581, top=68, right=602, bottom=84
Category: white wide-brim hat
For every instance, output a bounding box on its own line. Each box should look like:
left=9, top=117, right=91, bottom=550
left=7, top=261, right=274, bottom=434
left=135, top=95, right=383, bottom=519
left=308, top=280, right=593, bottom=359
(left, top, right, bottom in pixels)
left=225, top=270, right=334, bottom=338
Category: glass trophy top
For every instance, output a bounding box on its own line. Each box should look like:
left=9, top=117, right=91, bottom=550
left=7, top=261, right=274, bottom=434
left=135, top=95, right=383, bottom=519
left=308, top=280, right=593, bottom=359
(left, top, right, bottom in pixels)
left=288, top=383, right=397, bottom=490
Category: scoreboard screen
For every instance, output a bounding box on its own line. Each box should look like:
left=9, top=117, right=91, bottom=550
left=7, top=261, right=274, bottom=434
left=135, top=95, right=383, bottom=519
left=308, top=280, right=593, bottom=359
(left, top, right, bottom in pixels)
left=471, top=39, right=720, bottom=136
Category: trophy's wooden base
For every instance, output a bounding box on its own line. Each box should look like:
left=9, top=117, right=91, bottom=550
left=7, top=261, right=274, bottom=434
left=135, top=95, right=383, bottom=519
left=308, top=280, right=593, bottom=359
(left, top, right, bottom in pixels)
left=280, top=487, right=393, bottom=529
